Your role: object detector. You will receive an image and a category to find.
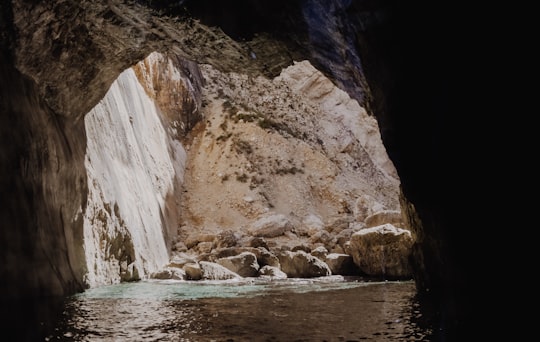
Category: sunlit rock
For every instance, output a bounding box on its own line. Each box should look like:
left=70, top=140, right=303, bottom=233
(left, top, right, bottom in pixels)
left=255, top=248, right=281, bottom=268
left=258, top=265, right=288, bottom=279
left=248, top=214, right=294, bottom=238
left=296, top=214, right=325, bottom=237
left=199, top=261, right=241, bottom=280
left=213, top=230, right=240, bottom=249
left=150, top=267, right=186, bottom=280
left=277, top=250, right=331, bottom=278
left=195, top=241, right=214, bottom=254
left=217, top=252, right=259, bottom=277
left=133, top=51, right=203, bottom=136
left=169, top=253, right=198, bottom=268
left=334, top=229, right=355, bottom=250
left=364, top=210, right=404, bottom=228
left=246, top=237, right=269, bottom=249
left=184, top=232, right=215, bottom=249
left=310, top=246, right=329, bottom=260
left=353, top=194, right=385, bottom=222
left=309, top=230, right=335, bottom=251
left=82, top=52, right=195, bottom=287
left=291, top=244, right=311, bottom=254
left=348, top=224, right=413, bottom=279
left=324, top=216, right=354, bottom=235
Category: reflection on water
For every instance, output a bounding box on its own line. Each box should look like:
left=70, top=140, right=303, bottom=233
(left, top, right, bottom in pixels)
left=5, top=277, right=437, bottom=341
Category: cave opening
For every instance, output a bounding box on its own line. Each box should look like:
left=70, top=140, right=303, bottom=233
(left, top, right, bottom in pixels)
left=1, top=0, right=477, bottom=340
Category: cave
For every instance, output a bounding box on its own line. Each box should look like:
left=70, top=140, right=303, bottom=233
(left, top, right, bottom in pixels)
left=0, top=0, right=481, bottom=340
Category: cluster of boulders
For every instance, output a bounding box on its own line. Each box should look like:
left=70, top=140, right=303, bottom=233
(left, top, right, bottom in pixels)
left=151, top=209, right=414, bottom=282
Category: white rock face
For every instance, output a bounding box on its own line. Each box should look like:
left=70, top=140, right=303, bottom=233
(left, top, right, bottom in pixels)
left=83, top=65, right=186, bottom=287
left=276, top=60, right=398, bottom=181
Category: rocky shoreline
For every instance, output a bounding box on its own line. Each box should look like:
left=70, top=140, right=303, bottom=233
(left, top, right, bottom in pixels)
left=152, top=209, right=413, bottom=282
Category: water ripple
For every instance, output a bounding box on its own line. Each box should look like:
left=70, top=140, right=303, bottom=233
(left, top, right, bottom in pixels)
left=44, top=277, right=434, bottom=341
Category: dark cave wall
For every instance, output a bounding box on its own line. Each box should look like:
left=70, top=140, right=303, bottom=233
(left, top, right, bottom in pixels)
left=0, top=52, right=88, bottom=297
left=349, top=1, right=477, bottom=334
left=0, top=0, right=154, bottom=298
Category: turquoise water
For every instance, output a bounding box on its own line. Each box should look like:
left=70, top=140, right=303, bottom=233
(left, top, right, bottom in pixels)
left=77, top=276, right=377, bottom=300
left=23, top=277, right=435, bottom=341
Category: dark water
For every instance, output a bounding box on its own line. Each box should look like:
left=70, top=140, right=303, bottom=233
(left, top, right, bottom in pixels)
left=3, top=277, right=438, bottom=341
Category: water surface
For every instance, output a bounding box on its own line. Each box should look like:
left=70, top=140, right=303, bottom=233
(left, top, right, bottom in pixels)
left=9, top=277, right=436, bottom=341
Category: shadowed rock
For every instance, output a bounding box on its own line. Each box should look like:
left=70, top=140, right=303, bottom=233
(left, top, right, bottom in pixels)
left=324, top=253, right=359, bottom=276
left=183, top=262, right=202, bottom=280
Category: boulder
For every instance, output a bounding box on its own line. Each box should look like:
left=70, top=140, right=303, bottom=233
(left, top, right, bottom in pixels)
left=255, top=247, right=281, bottom=268
left=277, top=250, right=331, bottom=278
left=199, top=261, right=241, bottom=280
left=335, top=228, right=354, bottom=248
left=248, top=236, right=269, bottom=249
left=195, top=241, right=214, bottom=253
left=209, top=246, right=281, bottom=269
left=213, top=230, right=239, bottom=249
left=364, top=210, right=404, bottom=228
left=248, top=214, right=293, bottom=238
left=295, top=214, right=324, bottom=237
left=185, top=232, right=217, bottom=249
left=168, top=253, right=197, bottom=268
left=353, top=194, right=383, bottom=222
left=324, top=253, right=358, bottom=276
left=258, top=265, right=287, bottom=279
left=348, top=223, right=413, bottom=279
left=309, top=230, right=335, bottom=249
left=310, top=246, right=328, bottom=260
left=217, top=252, right=260, bottom=277
left=183, top=262, right=202, bottom=280
left=150, top=267, right=186, bottom=280
left=324, top=215, right=352, bottom=234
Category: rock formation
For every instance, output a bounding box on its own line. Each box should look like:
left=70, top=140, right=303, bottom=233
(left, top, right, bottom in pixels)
left=79, top=50, right=404, bottom=286
left=83, top=57, right=185, bottom=286
left=0, top=0, right=481, bottom=338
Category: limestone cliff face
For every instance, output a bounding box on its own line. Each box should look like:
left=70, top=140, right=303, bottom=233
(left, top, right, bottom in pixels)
left=83, top=59, right=184, bottom=287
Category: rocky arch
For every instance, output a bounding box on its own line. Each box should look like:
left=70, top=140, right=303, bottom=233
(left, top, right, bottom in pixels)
left=1, top=0, right=476, bottom=337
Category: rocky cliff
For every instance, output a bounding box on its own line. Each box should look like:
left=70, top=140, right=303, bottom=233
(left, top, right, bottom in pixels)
left=83, top=55, right=189, bottom=286
left=0, top=0, right=478, bottom=337
left=179, top=59, right=399, bottom=238
left=78, top=49, right=401, bottom=287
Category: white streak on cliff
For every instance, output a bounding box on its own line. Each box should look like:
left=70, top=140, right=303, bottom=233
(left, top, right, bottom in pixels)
left=83, top=67, right=186, bottom=287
